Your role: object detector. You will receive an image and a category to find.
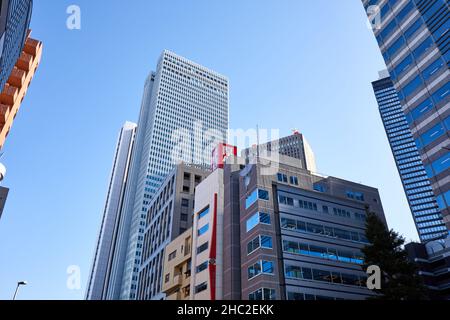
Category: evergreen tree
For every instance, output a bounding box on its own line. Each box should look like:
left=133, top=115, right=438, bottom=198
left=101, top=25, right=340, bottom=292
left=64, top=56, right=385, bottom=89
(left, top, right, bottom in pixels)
left=362, top=212, right=429, bottom=300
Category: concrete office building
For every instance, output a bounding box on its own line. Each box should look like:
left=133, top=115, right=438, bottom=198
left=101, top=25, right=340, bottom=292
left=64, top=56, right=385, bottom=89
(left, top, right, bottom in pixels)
left=372, top=72, right=447, bottom=241
left=177, top=137, right=386, bottom=300
left=243, top=132, right=317, bottom=173
left=406, top=237, right=450, bottom=299
left=222, top=157, right=385, bottom=300
left=161, top=228, right=193, bottom=300
left=137, top=164, right=210, bottom=300
left=103, top=50, right=229, bottom=300
left=85, top=122, right=137, bottom=300
left=363, top=0, right=450, bottom=233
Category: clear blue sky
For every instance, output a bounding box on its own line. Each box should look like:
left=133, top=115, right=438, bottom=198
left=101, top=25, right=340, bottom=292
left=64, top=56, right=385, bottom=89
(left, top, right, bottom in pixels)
left=0, top=0, right=419, bottom=300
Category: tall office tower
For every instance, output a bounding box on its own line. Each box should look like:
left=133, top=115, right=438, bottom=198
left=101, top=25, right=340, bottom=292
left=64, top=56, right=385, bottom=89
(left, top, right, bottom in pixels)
left=0, top=0, right=33, bottom=93
left=105, top=50, right=229, bottom=300
left=243, top=132, right=317, bottom=173
left=373, top=72, right=447, bottom=241
left=0, top=32, right=42, bottom=149
left=362, top=0, right=450, bottom=234
left=85, top=122, right=137, bottom=300
left=184, top=140, right=387, bottom=300
left=137, top=164, right=210, bottom=300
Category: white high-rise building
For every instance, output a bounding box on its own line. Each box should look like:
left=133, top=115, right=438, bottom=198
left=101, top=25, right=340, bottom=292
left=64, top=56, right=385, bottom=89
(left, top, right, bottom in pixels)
left=85, top=121, right=137, bottom=300
left=104, top=50, right=229, bottom=300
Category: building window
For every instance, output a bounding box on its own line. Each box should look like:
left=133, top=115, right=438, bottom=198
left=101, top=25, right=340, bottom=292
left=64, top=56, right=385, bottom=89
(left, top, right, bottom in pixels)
left=197, top=242, right=209, bottom=254
left=181, top=198, right=189, bottom=207
left=195, top=282, right=208, bottom=294
left=290, top=176, right=299, bottom=186
left=180, top=214, right=188, bottom=222
left=168, top=250, right=177, bottom=261
left=248, top=260, right=274, bottom=280
left=277, top=173, right=288, bottom=183
left=196, top=261, right=208, bottom=273
left=249, top=288, right=276, bottom=301
left=198, top=224, right=209, bottom=236
left=313, top=184, right=326, bottom=193
left=198, top=206, right=210, bottom=220
left=245, top=188, right=270, bottom=209
left=165, top=274, right=170, bottom=283
left=246, top=212, right=271, bottom=232
left=346, top=191, right=365, bottom=201
left=247, top=235, right=273, bottom=255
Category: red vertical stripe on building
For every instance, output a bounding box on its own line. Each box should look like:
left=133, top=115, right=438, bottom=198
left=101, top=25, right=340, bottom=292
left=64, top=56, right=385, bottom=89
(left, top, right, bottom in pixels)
left=209, top=193, right=218, bottom=300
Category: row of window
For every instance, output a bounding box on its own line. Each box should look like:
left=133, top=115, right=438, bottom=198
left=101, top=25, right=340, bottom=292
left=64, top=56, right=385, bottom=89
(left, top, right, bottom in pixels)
left=285, top=264, right=367, bottom=288
left=415, top=114, right=450, bottom=150
left=277, top=173, right=299, bottom=186
left=278, top=194, right=367, bottom=222
left=283, top=240, right=364, bottom=265
left=281, top=217, right=369, bottom=244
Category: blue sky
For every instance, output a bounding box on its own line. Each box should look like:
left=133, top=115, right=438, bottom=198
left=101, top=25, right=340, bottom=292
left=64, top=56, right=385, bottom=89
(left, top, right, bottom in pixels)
left=0, top=0, right=419, bottom=300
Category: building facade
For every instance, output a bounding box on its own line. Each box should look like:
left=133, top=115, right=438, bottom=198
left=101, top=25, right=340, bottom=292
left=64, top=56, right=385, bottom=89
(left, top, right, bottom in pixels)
left=223, top=156, right=386, bottom=300
left=363, top=0, right=450, bottom=233
left=162, top=136, right=385, bottom=301
left=243, top=132, right=317, bottom=173
left=85, top=122, right=137, bottom=300
left=372, top=73, right=447, bottom=241
left=137, top=164, right=210, bottom=300
left=103, top=50, right=229, bottom=299
left=406, top=237, right=450, bottom=299
left=0, top=31, right=42, bottom=149
left=161, top=228, right=193, bottom=300
left=0, top=0, right=33, bottom=93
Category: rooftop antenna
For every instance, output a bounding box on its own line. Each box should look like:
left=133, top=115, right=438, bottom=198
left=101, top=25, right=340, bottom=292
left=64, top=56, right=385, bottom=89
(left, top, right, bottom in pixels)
left=256, top=125, right=260, bottom=158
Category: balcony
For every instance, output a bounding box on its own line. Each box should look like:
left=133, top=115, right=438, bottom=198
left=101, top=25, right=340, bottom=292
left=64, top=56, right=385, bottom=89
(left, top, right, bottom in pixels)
left=7, top=68, right=26, bottom=88
left=0, top=84, right=19, bottom=106
left=0, top=104, right=10, bottom=126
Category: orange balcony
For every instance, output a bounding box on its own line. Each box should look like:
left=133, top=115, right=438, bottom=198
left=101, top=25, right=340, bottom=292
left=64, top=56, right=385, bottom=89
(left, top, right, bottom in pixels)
left=0, top=84, right=19, bottom=105
left=0, top=104, right=10, bottom=125
left=16, top=53, right=33, bottom=72
left=7, top=67, right=26, bottom=88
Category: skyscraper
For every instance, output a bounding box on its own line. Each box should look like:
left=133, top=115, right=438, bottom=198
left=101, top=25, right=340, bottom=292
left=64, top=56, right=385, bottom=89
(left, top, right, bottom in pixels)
left=372, top=72, right=447, bottom=241
left=85, top=122, right=137, bottom=300
left=104, top=50, right=229, bottom=300
left=362, top=0, right=449, bottom=234
left=0, top=0, right=33, bottom=93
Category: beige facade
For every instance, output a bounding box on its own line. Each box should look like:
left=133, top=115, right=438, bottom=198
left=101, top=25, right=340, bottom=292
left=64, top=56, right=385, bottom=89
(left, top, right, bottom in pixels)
left=161, top=228, right=192, bottom=300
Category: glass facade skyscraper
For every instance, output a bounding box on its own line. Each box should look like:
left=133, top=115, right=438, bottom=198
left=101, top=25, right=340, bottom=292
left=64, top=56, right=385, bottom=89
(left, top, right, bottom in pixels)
left=103, top=50, right=229, bottom=300
left=0, top=0, right=33, bottom=92
left=363, top=0, right=450, bottom=235
left=85, top=122, right=137, bottom=300
left=373, top=73, right=447, bottom=241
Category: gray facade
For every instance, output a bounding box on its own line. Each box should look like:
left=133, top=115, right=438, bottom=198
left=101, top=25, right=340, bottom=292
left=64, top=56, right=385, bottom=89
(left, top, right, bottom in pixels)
left=223, top=153, right=387, bottom=300
left=243, top=133, right=317, bottom=173
left=85, top=122, right=137, bottom=300
left=137, top=163, right=210, bottom=300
